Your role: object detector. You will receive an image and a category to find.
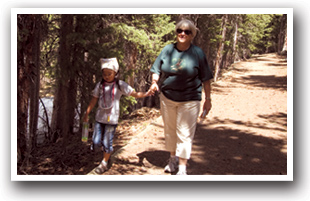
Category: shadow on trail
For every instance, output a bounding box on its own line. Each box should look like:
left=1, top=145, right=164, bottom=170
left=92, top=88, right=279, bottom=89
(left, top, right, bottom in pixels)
left=131, top=127, right=286, bottom=175
left=250, top=54, right=287, bottom=63
left=137, top=150, right=170, bottom=168
left=128, top=110, right=287, bottom=175
left=207, top=112, right=287, bottom=132
left=238, top=75, right=287, bottom=91
left=258, top=112, right=287, bottom=127
left=102, top=149, right=169, bottom=175
left=187, top=124, right=287, bottom=175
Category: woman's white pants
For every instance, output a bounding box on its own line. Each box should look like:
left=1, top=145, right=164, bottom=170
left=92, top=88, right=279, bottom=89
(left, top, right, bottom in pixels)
left=160, top=93, right=200, bottom=159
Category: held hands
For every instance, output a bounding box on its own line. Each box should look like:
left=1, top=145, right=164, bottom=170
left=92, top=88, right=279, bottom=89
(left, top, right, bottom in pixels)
left=150, top=81, right=159, bottom=92
left=145, top=81, right=159, bottom=97
left=150, top=74, right=160, bottom=92
left=145, top=88, right=155, bottom=97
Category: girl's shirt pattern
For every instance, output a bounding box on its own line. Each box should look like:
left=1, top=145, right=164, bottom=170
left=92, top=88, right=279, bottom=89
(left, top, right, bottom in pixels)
left=92, top=80, right=134, bottom=124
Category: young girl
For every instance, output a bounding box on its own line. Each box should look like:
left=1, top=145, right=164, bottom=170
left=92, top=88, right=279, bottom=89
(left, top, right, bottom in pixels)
left=83, top=58, right=153, bottom=174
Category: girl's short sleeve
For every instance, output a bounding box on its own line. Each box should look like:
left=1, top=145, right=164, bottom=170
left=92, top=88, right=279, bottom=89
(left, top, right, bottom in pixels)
left=91, top=82, right=101, bottom=98
left=119, top=80, right=134, bottom=96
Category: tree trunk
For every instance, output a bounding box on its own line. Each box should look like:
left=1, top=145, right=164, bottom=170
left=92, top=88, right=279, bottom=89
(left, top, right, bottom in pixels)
left=51, top=14, right=74, bottom=147
left=278, top=14, right=287, bottom=54
left=232, top=16, right=239, bottom=62
left=17, top=14, right=39, bottom=166
left=51, top=80, right=65, bottom=141
left=282, top=32, right=287, bottom=53
left=126, top=43, right=137, bottom=87
left=29, top=15, right=41, bottom=149
left=214, top=14, right=228, bottom=81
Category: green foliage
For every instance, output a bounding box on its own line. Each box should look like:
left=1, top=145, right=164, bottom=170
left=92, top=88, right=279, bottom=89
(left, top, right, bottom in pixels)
left=238, top=14, right=273, bottom=54
left=35, top=13, right=286, bottom=127
left=120, top=95, right=137, bottom=117
left=110, top=14, right=175, bottom=71
left=106, top=14, right=176, bottom=118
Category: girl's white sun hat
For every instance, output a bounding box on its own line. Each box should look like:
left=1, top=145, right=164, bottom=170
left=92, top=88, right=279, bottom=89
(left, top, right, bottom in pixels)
left=100, top=58, right=119, bottom=73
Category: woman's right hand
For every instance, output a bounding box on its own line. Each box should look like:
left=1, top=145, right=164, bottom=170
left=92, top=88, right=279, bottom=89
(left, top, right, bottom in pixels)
left=151, top=74, right=160, bottom=92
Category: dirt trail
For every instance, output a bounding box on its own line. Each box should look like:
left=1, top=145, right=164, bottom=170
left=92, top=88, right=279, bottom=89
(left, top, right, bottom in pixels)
left=88, top=53, right=288, bottom=176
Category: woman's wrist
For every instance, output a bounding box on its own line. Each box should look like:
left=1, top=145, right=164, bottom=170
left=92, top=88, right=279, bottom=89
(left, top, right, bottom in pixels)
left=205, top=97, right=211, bottom=101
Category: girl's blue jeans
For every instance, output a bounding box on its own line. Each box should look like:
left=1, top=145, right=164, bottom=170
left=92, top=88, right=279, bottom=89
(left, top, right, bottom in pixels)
left=92, top=122, right=117, bottom=153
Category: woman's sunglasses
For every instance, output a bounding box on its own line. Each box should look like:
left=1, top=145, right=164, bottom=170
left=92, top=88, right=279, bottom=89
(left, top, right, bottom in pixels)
left=176, top=28, right=192, bottom=35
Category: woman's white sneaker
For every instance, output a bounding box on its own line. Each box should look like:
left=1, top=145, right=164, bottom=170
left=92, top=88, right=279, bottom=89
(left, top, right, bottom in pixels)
left=176, top=170, right=187, bottom=175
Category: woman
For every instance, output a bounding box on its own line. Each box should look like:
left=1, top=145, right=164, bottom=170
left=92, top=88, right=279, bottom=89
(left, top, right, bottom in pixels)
left=150, top=19, right=213, bottom=175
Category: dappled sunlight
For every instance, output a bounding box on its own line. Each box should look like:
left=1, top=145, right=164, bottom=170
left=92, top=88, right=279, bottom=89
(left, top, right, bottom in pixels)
left=188, top=53, right=288, bottom=175
left=253, top=142, right=264, bottom=147
left=89, top=52, right=289, bottom=176
left=229, top=136, right=239, bottom=140
left=251, top=158, right=261, bottom=163
left=233, top=156, right=243, bottom=160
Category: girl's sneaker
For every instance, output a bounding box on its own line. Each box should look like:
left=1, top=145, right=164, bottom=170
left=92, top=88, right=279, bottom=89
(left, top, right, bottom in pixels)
left=95, top=161, right=108, bottom=174
left=164, top=156, right=178, bottom=173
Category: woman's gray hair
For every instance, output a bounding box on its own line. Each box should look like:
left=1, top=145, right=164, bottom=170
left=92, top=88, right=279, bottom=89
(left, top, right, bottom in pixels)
left=175, top=19, right=197, bottom=38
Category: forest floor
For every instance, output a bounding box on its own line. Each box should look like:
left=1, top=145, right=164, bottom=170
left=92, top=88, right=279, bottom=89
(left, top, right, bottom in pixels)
left=21, top=53, right=288, bottom=177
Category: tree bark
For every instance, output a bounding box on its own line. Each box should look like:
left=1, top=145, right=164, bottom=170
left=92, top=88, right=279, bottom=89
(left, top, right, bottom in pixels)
left=232, top=16, right=239, bottom=62
left=51, top=14, right=74, bottom=147
left=214, top=14, right=228, bottom=81
left=29, top=15, right=42, bottom=149
left=17, top=14, right=39, bottom=166
left=278, top=14, right=287, bottom=54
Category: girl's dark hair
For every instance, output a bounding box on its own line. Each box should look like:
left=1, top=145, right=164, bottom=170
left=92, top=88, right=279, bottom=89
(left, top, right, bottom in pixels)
left=100, top=71, right=122, bottom=91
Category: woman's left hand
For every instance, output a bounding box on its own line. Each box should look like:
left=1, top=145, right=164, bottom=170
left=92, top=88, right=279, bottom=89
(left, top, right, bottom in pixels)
left=200, top=99, right=212, bottom=118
